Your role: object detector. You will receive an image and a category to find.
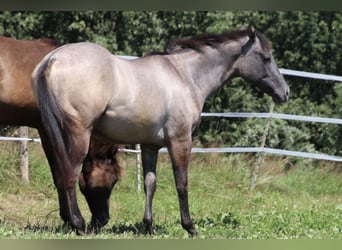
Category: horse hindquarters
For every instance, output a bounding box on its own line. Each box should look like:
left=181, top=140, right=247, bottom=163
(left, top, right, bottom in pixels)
left=38, top=119, right=91, bottom=234
left=33, top=58, right=91, bottom=234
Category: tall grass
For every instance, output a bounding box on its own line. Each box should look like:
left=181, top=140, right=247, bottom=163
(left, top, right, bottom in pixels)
left=0, top=139, right=341, bottom=239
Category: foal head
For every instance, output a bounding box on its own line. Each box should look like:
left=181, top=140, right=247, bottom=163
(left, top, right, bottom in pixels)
left=79, top=138, right=122, bottom=229
left=234, top=25, right=289, bottom=103
left=163, top=25, right=289, bottom=103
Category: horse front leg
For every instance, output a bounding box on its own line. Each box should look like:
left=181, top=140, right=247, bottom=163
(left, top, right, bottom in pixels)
left=141, top=145, right=159, bottom=235
left=167, top=137, right=198, bottom=236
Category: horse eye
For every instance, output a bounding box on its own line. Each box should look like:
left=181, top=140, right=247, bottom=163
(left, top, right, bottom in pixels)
left=261, top=53, right=271, bottom=62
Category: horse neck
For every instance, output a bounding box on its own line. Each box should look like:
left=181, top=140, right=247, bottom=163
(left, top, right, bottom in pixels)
left=168, top=41, right=243, bottom=107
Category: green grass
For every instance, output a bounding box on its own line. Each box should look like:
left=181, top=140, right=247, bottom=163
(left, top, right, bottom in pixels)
left=0, top=140, right=341, bottom=239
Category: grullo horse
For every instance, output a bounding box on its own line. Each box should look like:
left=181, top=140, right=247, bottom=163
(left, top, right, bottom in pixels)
left=32, top=26, right=289, bottom=236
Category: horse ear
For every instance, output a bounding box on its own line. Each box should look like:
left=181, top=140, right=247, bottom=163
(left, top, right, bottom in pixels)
left=248, top=24, right=256, bottom=39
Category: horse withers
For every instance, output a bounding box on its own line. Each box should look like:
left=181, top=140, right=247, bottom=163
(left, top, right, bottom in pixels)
left=0, top=36, right=121, bottom=231
left=32, top=25, right=289, bottom=236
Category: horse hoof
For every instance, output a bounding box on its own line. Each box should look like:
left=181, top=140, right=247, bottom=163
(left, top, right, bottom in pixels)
left=187, top=228, right=198, bottom=237
left=145, top=226, right=154, bottom=235
left=91, top=216, right=109, bottom=229
left=76, top=229, right=86, bottom=236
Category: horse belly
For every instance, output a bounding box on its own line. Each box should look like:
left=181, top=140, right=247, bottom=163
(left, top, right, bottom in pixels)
left=0, top=102, right=41, bottom=127
left=93, top=115, right=164, bottom=145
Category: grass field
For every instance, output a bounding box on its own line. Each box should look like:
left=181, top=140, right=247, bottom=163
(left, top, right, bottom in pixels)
left=0, top=139, right=341, bottom=239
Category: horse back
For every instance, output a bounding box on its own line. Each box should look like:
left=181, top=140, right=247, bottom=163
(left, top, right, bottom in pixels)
left=0, top=36, right=57, bottom=127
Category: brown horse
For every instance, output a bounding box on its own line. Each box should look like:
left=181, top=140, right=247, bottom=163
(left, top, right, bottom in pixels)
left=0, top=36, right=121, bottom=230
left=32, top=25, right=289, bottom=236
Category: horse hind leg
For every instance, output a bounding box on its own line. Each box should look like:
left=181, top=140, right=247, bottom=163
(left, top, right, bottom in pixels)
left=64, top=128, right=92, bottom=234
left=40, top=126, right=91, bottom=235
left=141, top=145, right=159, bottom=235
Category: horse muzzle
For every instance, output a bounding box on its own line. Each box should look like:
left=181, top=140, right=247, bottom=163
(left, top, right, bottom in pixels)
left=272, top=86, right=290, bottom=104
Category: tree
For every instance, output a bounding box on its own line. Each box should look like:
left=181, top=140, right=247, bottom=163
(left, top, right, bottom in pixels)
left=0, top=11, right=340, bottom=156
left=199, top=11, right=342, bottom=156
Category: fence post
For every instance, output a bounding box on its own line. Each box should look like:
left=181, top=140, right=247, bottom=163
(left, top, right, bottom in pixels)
left=135, top=144, right=141, bottom=192
left=249, top=101, right=274, bottom=191
left=19, top=126, right=29, bottom=184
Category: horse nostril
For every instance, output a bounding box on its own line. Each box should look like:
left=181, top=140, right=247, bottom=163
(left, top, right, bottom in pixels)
left=285, top=88, right=290, bottom=100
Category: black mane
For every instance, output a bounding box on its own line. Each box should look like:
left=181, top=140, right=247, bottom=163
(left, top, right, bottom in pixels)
left=164, top=28, right=271, bottom=54
left=37, top=37, right=63, bottom=47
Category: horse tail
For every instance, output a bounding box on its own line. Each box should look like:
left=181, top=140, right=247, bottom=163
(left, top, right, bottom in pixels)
left=35, top=56, right=77, bottom=165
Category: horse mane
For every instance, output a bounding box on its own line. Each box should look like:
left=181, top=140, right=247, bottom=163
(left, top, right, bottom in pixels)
left=87, top=137, right=123, bottom=178
left=163, top=28, right=271, bottom=54
left=144, top=51, right=169, bottom=56
left=37, top=37, right=62, bottom=47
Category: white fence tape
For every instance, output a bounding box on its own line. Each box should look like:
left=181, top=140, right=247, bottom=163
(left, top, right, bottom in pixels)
left=118, top=147, right=342, bottom=162
left=2, top=132, right=341, bottom=162
left=279, top=68, right=342, bottom=82
left=1, top=68, right=341, bottom=162
left=0, top=136, right=41, bottom=143
left=201, top=113, right=342, bottom=125
left=117, top=55, right=138, bottom=60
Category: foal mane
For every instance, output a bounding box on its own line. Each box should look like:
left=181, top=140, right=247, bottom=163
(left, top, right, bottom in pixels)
left=163, top=28, right=271, bottom=54
left=86, top=138, right=123, bottom=178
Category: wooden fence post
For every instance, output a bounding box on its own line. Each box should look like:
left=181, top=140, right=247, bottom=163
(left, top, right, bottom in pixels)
left=135, top=144, right=141, bottom=192
left=19, top=126, right=29, bottom=184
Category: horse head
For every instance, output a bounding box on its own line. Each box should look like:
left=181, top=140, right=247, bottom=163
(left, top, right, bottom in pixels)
left=234, top=25, right=289, bottom=103
left=79, top=138, right=122, bottom=230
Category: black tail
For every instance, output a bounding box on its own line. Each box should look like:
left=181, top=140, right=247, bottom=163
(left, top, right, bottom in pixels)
left=35, top=57, right=77, bottom=165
